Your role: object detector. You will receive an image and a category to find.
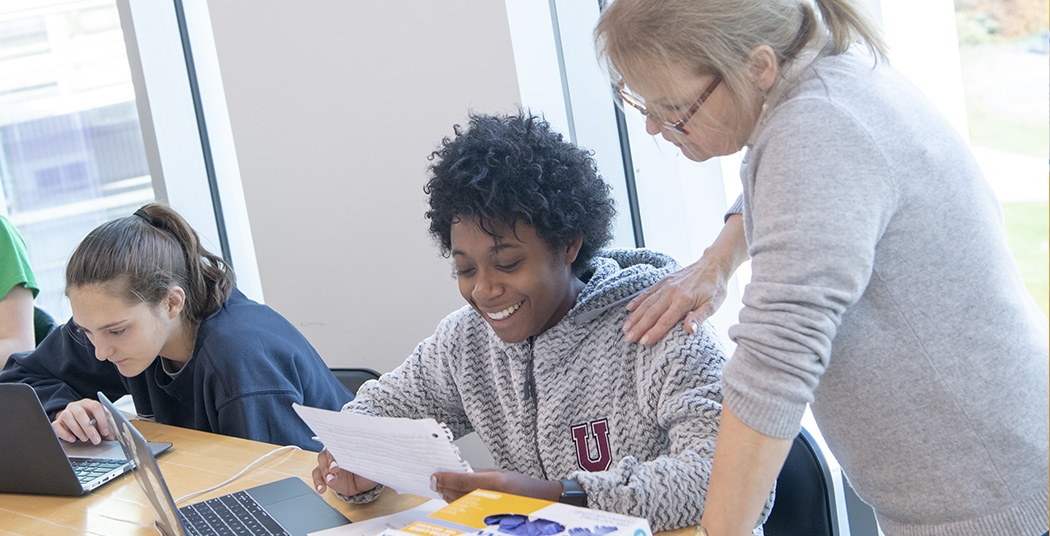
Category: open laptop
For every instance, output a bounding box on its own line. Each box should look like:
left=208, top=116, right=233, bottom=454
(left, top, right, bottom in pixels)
left=0, top=383, right=172, bottom=496
left=98, top=392, right=351, bottom=536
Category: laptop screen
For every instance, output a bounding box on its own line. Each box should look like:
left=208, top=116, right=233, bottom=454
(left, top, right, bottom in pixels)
left=98, top=392, right=186, bottom=536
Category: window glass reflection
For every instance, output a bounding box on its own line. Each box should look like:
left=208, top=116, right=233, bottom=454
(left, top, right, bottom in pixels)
left=0, top=0, right=154, bottom=320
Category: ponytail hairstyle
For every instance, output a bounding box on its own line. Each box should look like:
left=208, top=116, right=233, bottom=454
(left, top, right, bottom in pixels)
left=595, top=0, right=887, bottom=133
left=812, top=0, right=887, bottom=59
left=65, top=203, right=235, bottom=325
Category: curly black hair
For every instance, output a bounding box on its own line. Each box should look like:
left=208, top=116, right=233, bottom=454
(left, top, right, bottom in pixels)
left=424, top=111, right=616, bottom=276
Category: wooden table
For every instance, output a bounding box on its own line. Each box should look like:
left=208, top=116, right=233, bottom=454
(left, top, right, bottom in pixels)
left=0, top=421, right=430, bottom=536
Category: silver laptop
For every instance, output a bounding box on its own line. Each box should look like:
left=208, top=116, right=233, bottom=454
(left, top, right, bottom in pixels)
left=0, top=383, right=171, bottom=496
left=98, top=392, right=351, bottom=536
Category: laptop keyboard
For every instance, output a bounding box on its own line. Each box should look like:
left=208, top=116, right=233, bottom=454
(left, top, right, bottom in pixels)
left=179, top=490, right=289, bottom=536
left=70, top=458, right=125, bottom=484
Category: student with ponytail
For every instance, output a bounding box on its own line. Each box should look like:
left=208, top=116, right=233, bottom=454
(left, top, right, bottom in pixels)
left=595, top=0, right=1047, bottom=535
left=0, top=203, right=352, bottom=451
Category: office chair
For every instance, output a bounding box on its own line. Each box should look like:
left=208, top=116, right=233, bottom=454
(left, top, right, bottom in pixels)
left=762, top=427, right=840, bottom=536
left=33, top=306, right=57, bottom=346
left=329, top=367, right=382, bottom=396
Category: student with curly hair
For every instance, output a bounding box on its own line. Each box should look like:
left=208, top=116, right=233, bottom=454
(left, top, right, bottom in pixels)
left=312, top=111, right=771, bottom=533
left=0, top=203, right=352, bottom=451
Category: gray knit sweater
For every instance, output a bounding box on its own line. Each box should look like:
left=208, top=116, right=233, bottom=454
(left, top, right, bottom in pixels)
left=726, top=45, right=1049, bottom=536
left=344, top=248, right=770, bottom=533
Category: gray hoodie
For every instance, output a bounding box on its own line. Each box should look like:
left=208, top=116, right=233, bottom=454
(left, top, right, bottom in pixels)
left=344, top=248, right=770, bottom=533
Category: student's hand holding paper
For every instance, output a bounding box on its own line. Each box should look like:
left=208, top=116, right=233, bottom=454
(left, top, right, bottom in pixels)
left=431, top=468, right=561, bottom=503
left=295, top=405, right=471, bottom=499
left=313, top=448, right=379, bottom=496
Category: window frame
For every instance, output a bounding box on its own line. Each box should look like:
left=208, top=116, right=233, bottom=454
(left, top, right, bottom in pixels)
left=504, top=0, right=745, bottom=346
left=116, top=0, right=262, bottom=301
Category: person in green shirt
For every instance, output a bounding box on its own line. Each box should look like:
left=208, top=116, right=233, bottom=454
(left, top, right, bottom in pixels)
left=0, top=214, right=39, bottom=363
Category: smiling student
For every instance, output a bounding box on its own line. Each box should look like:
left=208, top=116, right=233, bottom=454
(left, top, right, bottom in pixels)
left=0, top=203, right=352, bottom=451
left=312, top=112, right=771, bottom=533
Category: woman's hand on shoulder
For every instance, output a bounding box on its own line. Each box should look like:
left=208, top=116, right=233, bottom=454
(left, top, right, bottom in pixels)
left=623, top=257, right=731, bottom=345
left=431, top=469, right=561, bottom=504
left=624, top=213, right=747, bottom=345
left=52, top=399, right=113, bottom=444
left=312, top=448, right=378, bottom=496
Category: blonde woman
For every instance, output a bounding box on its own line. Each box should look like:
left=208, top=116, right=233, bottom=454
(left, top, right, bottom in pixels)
left=595, top=1, right=1049, bottom=535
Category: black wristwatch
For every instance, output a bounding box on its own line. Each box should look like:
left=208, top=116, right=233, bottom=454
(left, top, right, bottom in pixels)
left=559, top=478, right=588, bottom=507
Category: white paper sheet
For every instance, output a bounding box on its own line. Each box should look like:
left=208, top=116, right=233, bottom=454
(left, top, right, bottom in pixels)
left=293, top=404, right=472, bottom=499
left=307, top=499, right=446, bottom=536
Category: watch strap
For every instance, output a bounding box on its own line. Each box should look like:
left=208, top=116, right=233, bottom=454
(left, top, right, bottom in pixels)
left=558, top=478, right=588, bottom=507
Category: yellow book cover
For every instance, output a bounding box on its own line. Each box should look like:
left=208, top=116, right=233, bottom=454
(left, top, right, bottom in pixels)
left=393, top=489, right=652, bottom=536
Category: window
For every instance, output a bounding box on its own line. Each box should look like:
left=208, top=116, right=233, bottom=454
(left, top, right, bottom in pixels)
left=0, top=0, right=261, bottom=321
left=0, top=0, right=154, bottom=320
left=955, top=0, right=1049, bottom=315
left=505, top=0, right=744, bottom=347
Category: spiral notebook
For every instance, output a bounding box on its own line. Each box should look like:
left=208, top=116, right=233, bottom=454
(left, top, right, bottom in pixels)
left=292, top=404, right=472, bottom=499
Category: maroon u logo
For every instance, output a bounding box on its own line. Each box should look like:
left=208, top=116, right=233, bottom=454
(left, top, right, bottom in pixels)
left=570, top=420, right=611, bottom=472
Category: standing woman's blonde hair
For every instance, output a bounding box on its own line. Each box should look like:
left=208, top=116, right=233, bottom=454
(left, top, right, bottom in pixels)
left=595, top=0, right=888, bottom=128
left=65, top=203, right=235, bottom=325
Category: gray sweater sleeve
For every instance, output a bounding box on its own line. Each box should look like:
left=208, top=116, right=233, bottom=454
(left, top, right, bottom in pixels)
left=724, top=97, right=897, bottom=439
left=725, top=194, right=743, bottom=221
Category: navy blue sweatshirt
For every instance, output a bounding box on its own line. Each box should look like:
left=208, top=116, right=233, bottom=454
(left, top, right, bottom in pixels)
left=0, top=289, right=351, bottom=451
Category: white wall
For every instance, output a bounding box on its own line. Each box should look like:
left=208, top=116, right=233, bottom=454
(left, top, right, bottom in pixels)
left=205, top=1, right=522, bottom=377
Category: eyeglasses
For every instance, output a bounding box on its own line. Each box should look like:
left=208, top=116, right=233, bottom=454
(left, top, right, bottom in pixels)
left=615, top=75, right=722, bottom=135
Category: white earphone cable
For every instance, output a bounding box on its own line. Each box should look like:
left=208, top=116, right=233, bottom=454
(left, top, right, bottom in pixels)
left=173, top=444, right=303, bottom=504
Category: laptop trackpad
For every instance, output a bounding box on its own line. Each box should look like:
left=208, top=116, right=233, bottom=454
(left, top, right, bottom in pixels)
left=250, top=479, right=350, bottom=536
left=62, top=440, right=128, bottom=460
